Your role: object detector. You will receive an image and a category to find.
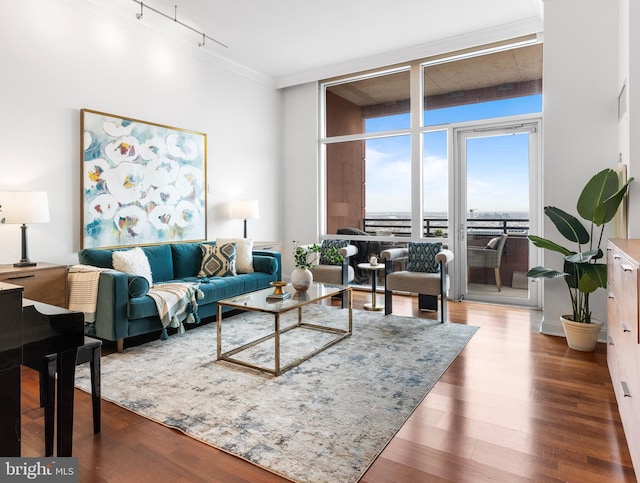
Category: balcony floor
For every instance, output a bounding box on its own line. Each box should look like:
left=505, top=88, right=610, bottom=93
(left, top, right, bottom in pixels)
left=467, top=282, right=528, bottom=299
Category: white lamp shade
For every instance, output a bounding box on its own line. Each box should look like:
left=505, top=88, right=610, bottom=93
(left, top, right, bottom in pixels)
left=231, top=199, right=259, bottom=220
left=0, top=191, right=50, bottom=224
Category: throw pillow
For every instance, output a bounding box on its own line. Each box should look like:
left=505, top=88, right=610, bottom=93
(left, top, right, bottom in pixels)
left=112, top=247, right=153, bottom=285
left=319, top=239, right=348, bottom=265
left=199, top=243, right=237, bottom=277
left=407, top=241, right=442, bottom=273
left=127, top=275, right=150, bottom=298
left=216, top=238, right=254, bottom=273
left=485, top=236, right=501, bottom=249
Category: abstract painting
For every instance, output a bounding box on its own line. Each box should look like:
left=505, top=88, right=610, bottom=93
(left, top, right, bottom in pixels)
left=81, top=109, right=207, bottom=248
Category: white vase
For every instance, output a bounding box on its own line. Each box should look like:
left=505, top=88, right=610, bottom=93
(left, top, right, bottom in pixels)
left=560, top=316, right=603, bottom=352
left=291, top=267, right=313, bottom=292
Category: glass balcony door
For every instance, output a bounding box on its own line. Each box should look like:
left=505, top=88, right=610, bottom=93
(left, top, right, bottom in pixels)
left=451, top=120, right=541, bottom=307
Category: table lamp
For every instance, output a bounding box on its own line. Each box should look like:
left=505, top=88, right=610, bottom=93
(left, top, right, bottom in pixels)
left=230, top=200, right=259, bottom=238
left=0, top=191, right=50, bottom=267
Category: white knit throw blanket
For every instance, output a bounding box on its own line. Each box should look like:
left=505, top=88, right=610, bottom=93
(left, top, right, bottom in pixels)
left=68, top=264, right=110, bottom=323
left=146, top=282, right=203, bottom=333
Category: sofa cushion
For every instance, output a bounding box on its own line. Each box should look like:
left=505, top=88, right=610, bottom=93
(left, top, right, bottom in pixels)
left=127, top=272, right=278, bottom=321
left=171, top=241, right=215, bottom=279
left=78, top=248, right=114, bottom=269
left=407, top=241, right=442, bottom=273
left=195, top=272, right=277, bottom=304
left=217, top=238, right=254, bottom=273
left=199, top=243, right=237, bottom=277
left=253, top=255, right=278, bottom=275
left=112, top=247, right=153, bottom=285
left=141, top=244, right=174, bottom=282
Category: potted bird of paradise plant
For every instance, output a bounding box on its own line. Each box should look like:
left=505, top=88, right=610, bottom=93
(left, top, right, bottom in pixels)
left=527, top=168, right=633, bottom=351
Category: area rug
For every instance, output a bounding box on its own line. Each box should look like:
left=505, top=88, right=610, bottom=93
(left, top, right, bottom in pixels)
left=75, top=305, right=478, bottom=483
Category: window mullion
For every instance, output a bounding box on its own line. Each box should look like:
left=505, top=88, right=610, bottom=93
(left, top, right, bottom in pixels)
left=410, top=64, right=422, bottom=238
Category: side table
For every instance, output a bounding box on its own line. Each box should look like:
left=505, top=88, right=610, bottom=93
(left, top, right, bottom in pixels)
left=0, top=262, right=68, bottom=308
left=357, top=262, right=385, bottom=311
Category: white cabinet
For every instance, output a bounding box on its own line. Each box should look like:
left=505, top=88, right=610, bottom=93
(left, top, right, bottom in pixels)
left=607, top=239, right=640, bottom=474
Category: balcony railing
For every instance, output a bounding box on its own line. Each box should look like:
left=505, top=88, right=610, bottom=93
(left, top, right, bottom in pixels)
left=363, top=217, right=530, bottom=238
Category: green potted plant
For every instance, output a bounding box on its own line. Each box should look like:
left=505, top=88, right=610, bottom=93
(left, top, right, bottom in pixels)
left=292, top=241, right=344, bottom=292
left=527, top=168, right=633, bottom=351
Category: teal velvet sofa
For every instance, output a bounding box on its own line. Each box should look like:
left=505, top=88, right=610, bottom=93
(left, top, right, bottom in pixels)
left=78, top=242, right=281, bottom=351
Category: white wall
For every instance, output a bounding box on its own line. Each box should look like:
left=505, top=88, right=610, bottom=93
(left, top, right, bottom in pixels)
left=281, top=82, right=320, bottom=275
left=540, top=0, right=620, bottom=335
left=622, top=0, right=640, bottom=238
left=0, top=0, right=282, bottom=266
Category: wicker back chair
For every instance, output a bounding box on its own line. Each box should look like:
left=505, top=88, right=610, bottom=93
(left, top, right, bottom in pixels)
left=467, top=234, right=508, bottom=291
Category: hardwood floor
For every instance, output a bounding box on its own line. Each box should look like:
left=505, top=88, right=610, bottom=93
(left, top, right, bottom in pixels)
left=20, top=292, right=636, bottom=482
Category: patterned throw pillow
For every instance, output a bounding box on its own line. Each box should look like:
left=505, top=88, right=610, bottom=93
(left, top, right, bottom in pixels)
left=319, top=239, right=348, bottom=265
left=216, top=237, right=254, bottom=273
left=199, top=243, right=237, bottom=277
left=407, top=242, right=442, bottom=273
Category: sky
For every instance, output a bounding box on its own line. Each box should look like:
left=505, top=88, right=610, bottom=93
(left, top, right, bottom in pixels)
left=363, top=94, right=542, bottom=214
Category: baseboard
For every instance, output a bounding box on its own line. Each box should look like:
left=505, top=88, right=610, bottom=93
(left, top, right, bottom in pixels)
left=540, top=318, right=608, bottom=343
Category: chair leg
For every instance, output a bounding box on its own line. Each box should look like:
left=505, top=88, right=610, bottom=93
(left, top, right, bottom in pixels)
left=384, top=289, right=392, bottom=315
left=89, top=345, right=101, bottom=434
left=340, top=259, right=349, bottom=308
left=439, top=260, right=447, bottom=323
left=36, top=338, right=102, bottom=457
left=495, top=268, right=502, bottom=291
left=439, top=292, right=447, bottom=323
left=384, top=260, right=393, bottom=315
left=340, top=291, right=348, bottom=309
left=43, top=356, right=56, bottom=457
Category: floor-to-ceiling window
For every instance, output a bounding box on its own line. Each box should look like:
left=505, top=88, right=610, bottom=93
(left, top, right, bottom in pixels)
left=321, top=38, right=543, bottom=305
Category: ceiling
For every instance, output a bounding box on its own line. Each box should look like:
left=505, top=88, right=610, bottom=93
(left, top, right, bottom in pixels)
left=328, top=43, right=543, bottom=107
left=125, top=0, right=544, bottom=87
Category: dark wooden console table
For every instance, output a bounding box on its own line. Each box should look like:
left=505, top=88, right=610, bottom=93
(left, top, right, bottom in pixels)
left=0, top=281, right=84, bottom=456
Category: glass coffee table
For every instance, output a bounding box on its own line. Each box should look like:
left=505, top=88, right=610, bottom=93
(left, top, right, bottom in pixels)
left=216, top=282, right=352, bottom=376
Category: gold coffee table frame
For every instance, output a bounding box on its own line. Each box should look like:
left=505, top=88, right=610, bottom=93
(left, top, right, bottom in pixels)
left=216, top=282, right=352, bottom=376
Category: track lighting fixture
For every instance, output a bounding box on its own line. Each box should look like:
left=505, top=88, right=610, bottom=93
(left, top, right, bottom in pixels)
left=132, top=1, right=227, bottom=49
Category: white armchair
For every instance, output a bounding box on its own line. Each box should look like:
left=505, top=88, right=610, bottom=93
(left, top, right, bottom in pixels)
left=310, top=244, right=358, bottom=286
left=297, top=242, right=358, bottom=308
left=381, top=245, right=454, bottom=323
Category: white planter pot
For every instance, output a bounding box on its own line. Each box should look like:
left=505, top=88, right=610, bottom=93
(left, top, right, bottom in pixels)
left=291, top=267, right=313, bottom=292
left=560, top=316, right=603, bottom=352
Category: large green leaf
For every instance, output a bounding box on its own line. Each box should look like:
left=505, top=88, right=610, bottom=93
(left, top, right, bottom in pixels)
left=563, top=260, right=580, bottom=289
left=526, top=266, right=567, bottom=279
left=579, top=262, right=608, bottom=289
left=578, top=168, right=635, bottom=226
left=577, top=169, right=618, bottom=222
left=527, top=235, right=572, bottom=256
left=577, top=272, right=600, bottom=294
left=593, top=178, right=634, bottom=225
left=544, top=206, right=590, bottom=244
left=566, top=249, right=600, bottom=264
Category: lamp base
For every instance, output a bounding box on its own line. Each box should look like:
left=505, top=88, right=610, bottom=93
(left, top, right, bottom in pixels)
left=14, top=260, right=36, bottom=267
